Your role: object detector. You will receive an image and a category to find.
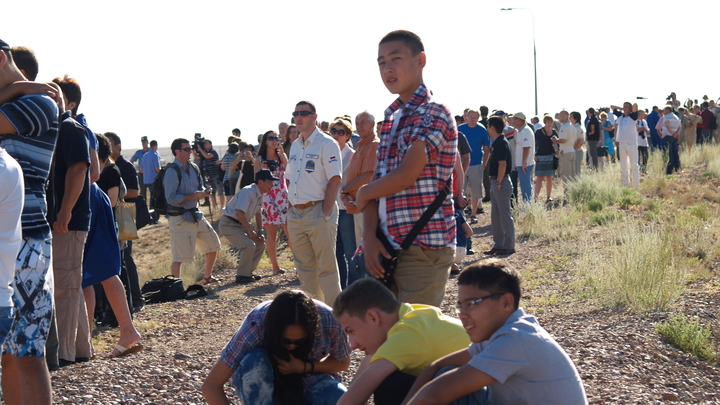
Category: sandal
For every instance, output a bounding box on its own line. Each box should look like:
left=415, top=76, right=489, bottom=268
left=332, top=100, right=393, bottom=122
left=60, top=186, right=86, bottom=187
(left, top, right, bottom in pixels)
left=106, top=343, right=144, bottom=358
left=272, top=269, right=287, bottom=276
left=199, top=275, right=221, bottom=285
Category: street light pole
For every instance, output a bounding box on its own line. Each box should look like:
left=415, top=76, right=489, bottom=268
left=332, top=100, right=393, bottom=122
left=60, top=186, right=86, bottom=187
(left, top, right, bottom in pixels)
left=501, top=7, right=537, bottom=116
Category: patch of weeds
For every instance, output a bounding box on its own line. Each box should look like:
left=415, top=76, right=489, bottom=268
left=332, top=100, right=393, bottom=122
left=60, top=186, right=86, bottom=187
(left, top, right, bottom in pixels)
left=590, top=210, right=623, bottom=226
left=657, top=313, right=716, bottom=362
left=618, top=188, right=643, bottom=208
left=689, top=203, right=711, bottom=220
left=643, top=198, right=662, bottom=213
left=587, top=199, right=603, bottom=212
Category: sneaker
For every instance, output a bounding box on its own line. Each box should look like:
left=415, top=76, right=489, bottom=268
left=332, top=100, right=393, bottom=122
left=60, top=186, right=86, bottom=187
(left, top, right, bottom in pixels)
left=464, top=206, right=472, bottom=215
left=482, top=247, right=500, bottom=255
left=450, top=264, right=461, bottom=275
left=495, top=249, right=516, bottom=256
left=466, top=247, right=476, bottom=255
left=476, top=207, right=484, bottom=215
left=235, top=275, right=259, bottom=284
left=470, top=216, right=478, bottom=224
left=481, top=196, right=491, bottom=203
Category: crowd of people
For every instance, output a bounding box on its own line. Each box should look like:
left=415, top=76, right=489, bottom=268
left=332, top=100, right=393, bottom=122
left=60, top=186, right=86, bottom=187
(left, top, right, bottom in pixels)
left=2, top=27, right=718, bottom=404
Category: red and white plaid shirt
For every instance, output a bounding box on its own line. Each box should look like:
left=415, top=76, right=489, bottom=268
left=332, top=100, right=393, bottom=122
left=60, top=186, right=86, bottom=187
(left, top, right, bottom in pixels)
left=375, top=83, right=457, bottom=249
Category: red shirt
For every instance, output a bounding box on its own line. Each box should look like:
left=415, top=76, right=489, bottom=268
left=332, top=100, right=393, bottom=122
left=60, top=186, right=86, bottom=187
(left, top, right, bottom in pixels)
left=700, top=109, right=714, bottom=131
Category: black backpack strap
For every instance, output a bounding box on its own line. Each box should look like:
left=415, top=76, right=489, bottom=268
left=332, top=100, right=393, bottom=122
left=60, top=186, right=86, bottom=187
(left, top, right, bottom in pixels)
left=399, top=176, right=453, bottom=251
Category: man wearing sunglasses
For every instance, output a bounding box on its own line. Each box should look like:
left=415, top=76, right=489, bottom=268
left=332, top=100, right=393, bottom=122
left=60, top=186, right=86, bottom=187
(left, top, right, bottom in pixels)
left=286, top=101, right=343, bottom=306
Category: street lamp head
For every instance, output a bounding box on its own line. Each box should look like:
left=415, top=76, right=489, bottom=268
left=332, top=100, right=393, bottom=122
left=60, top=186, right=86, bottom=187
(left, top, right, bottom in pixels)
left=500, top=8, right=513, bottom=10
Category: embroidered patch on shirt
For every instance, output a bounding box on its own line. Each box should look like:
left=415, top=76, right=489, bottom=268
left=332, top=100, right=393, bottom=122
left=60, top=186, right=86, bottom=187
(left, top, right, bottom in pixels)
left=421, top=113, right=433, bottom=127
left=289, top=154, right=296, bottom=161
left=329, top=155, right=337, bottom=163
left=306, top=154, right=319, bottom=159
left=305, top=160, right=315, bottom=173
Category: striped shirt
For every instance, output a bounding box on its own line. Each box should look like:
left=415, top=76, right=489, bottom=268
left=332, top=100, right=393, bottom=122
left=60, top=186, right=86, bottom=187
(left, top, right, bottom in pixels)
left=220, top=299, right=351, bottom=386
left=0, top=94, right=59, bottom=240
left=376, top=83, right=457, bottom=249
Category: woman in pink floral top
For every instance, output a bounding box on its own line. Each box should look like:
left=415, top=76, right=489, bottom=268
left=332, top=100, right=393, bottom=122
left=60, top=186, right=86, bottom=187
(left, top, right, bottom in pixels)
left=255, top=130, right=290, bottom=275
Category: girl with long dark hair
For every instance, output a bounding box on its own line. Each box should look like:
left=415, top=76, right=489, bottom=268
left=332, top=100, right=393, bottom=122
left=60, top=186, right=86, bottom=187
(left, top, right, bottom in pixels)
left=203, top=290, right=351, bottom=405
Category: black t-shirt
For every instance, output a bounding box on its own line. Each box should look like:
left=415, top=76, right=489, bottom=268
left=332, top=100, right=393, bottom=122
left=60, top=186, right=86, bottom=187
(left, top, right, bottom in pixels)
left=586, top=116, right=600, bottom=141
left=97, top=164, right=122, bottom=196
left=457, top=131, right=472, bottom=156
left=238, top=160, right=255, bottom=189
left=115, top=155, right=139, bottom=191
left=534, top=128, right=557, bottom=156
left=488, top=135, right=512, bottom=177
left=48, top=112, right=91, bottom=232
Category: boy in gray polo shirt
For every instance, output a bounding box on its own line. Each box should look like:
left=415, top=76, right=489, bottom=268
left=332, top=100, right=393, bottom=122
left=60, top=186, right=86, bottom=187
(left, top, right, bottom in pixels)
left=403, top=259, right=587, bottom=405
left=219, top=169, right=277, bottom=283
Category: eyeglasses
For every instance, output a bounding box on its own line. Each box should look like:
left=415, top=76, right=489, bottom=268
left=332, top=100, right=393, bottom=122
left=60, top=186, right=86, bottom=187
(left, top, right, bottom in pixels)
left=454, top=292, right=505, bottom=314
left=292, top=111, right=314, bottom=117
left=282, top=337, right=308, bottom=346
left=267, top=136, right=279, bottom=141
left=180, top=147, right=193, bottom=152
left=330, top=128, right=347, bottom=136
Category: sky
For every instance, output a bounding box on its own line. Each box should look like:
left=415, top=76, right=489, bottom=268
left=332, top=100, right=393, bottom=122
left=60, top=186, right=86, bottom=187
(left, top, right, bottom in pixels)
left=4, top=0, right=719, bottom=152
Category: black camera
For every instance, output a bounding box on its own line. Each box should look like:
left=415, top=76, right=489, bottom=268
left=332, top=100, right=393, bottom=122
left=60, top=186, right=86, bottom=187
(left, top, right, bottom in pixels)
left=192, top=133, right=205, bottom=151
left=265, top=160, right=279, bottom=171
left=666, top=94, right=674, bottom=101
left=638, top=131, right=646, bottom=139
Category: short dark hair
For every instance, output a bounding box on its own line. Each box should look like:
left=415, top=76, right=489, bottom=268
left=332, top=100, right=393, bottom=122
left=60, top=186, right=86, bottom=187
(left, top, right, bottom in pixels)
left=171, top=138, right=190, bottom=156
left=232, top=128, right=241, bottom=135
left=458, top=258, right=522, bottom=309
left=333, top=278, right=400, bottom=319
left=104, top=132, right=121, bottom=146
left=570, top=111, right=582, bottom=123
left=487, top=116, right=504, bottom=134
left=479, top=105, right=489, bottom=116
left=149, top=140, right=158, bottom=147
left=296, top=100, right=316, bottom=113
left=11, top=46, right=38, bottom=81
left=52, top=75, right=82, bottom=116
left=379, top=30, right=424, bottom=56
left=96, top=133, right=111, bottom=161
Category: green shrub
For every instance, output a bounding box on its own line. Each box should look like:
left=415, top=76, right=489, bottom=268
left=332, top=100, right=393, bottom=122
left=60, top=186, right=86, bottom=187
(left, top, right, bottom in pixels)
left=587, top=199, right=603, bottom=212
left=689, top=204, right=711, bottom=220
left=589, top=210, right=622, bottom=225
left=618, top=188, right=643, bottom=208
left=657, top=313, right=716, bottom=362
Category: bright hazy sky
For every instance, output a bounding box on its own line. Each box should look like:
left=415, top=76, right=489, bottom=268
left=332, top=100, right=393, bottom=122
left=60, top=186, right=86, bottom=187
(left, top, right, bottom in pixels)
left=5, top=0, right=719, bottom=151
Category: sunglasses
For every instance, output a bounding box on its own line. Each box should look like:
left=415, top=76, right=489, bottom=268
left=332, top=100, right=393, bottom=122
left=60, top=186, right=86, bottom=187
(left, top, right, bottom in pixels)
left=180, top=147, right=193, bottom=152
left=267, top=136, right=279, bottom=141
left=330, top=128, right=347, bottom=136
left=292, top=111, right=314, bottom=117
left=282, top=337, right=308, bottom=346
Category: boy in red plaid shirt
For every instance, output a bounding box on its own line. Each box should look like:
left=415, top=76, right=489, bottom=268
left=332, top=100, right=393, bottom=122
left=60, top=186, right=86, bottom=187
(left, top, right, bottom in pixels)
left=354, top=30, right=457, bottom=307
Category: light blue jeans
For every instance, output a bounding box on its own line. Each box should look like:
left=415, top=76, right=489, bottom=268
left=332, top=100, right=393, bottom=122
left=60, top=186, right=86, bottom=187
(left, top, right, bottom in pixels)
left=233, top=348, right=346, bottom=405
left=515, top=165, right=534, bottom=202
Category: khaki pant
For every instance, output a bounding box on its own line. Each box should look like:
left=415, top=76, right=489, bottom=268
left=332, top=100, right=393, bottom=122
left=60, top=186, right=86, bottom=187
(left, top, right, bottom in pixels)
left=219, top=216, right=264, bottom=277
left=559, top=151, right=576, bottom=183
left=168, top=216, right=221, bottom=263
left=52, top=230, right=91, bottom=362
left=388, top=245, right=454, bottom=307
left=287, top=203, right=341, bottom=305
left=353, top=212, right=363, bottom=251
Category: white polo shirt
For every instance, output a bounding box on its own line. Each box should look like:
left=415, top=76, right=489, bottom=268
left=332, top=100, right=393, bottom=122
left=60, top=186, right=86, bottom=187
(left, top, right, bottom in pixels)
left=287, top=127, right=343, bottom=205
left=514, top=124, right=535, bottom=167
left=661, top=113, right=681, bottom=137
left=558, top=121, right=576, bottom=154
left=615, top=113, right=639, bottom=145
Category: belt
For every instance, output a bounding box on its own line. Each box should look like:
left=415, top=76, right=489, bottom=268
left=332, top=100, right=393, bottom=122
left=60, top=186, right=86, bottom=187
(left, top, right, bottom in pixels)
left=293, top=200, right=322, bottom=210
left=489, top=175, right=509, bottom=180
left=224, top=215, right=240, bottom=223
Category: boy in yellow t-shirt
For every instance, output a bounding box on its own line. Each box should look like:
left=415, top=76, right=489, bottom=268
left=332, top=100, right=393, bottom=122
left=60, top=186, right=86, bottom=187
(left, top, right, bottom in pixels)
left=333, top=278, right=470, bottom=405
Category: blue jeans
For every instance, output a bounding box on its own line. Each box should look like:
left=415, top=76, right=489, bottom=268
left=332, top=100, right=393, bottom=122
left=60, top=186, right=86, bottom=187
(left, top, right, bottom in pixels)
left=0, top=306, right=14, bottom=345
left=663, top=136, right=680, bottom=174
left=232, top=348, right=347, bottom=405
left=436, top=366, right=494, bottom=405
left=336, top=210, right=357, bottom=289
left=515, top=165, right=534, bottom=202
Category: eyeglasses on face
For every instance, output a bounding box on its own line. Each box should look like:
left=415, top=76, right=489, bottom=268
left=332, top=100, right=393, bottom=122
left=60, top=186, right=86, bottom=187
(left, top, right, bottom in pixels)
left=292, top=111, right=314, bottom=117
left=179, top=147, right=193, bottom=152
left=454, top=292, right=505, bottom=314
left=267, top=136, right=279, bottom=141
left=330, top=128, right=347, bottom=136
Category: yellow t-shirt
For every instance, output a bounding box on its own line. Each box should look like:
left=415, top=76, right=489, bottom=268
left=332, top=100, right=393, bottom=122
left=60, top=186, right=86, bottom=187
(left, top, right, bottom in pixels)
left=371, top=303, right=471, bottom=376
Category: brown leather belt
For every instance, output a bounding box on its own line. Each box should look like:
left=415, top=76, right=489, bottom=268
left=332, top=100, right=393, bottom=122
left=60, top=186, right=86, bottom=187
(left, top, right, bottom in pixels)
left=293, top=200, right=322, bottom=210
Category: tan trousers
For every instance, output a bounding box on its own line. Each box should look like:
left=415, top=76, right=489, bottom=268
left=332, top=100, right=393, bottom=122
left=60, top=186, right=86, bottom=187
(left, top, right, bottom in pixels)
left=52, top=230, right=91, bottom=361
left=389, top=245, right=454, bottom=307
left=287, top=203, right=341, bottom=305
left=218, top=216, right=264, bottom=277
left=559, top=151, right=576, bottom=183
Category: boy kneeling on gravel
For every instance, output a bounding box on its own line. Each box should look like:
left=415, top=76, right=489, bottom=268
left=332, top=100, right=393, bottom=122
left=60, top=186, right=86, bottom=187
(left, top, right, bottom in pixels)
left=333, top=278, right=470, bottom=405
left=402, top=258, right=588, bottom=405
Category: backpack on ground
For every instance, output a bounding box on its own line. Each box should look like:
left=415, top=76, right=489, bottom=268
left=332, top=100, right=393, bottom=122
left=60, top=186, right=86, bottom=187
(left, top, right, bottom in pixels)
left=141, top=275, right=187, bottom=304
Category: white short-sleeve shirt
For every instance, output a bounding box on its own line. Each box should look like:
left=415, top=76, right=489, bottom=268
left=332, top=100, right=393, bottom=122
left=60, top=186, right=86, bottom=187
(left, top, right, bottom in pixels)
left=287, top=127, right=343, bottom=205
left=514, top=124, right=535, bottom=167
left=558, top=121, right=576, bottom=153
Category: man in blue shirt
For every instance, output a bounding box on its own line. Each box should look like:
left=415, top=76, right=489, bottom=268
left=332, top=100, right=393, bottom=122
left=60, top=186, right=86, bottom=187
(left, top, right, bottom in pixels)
left=646, top=106, right=661, bottom=151
left=139, top=140, right=161, bottom=223
left=457, top=109, right=490, bottom=223
left=131, top=136, right=149, bottom=199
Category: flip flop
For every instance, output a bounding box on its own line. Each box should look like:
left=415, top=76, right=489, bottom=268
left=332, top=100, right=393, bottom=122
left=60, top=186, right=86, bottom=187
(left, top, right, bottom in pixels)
left=107, top=343, right=144, bottom=358
left=271, top=269, right=287, bottom=276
